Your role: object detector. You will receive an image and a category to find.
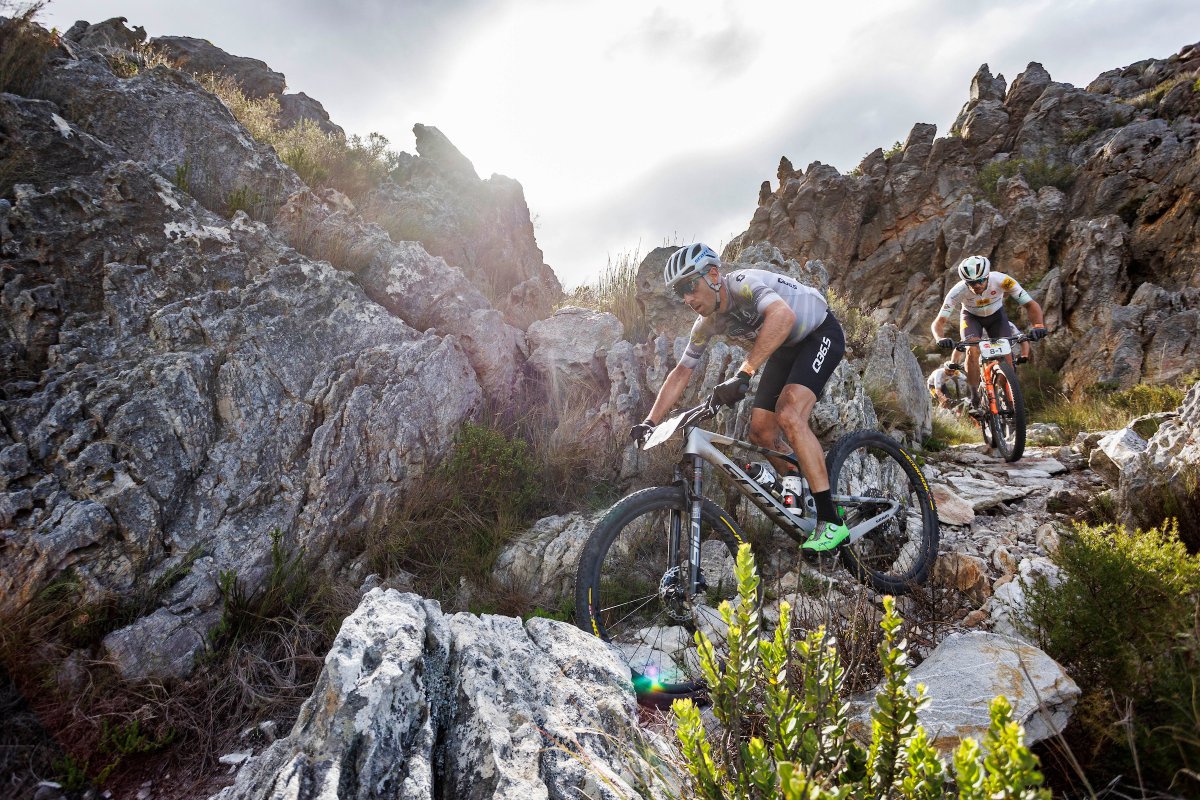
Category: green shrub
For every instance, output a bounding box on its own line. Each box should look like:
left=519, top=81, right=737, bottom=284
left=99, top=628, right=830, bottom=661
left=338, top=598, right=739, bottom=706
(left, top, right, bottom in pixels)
left=1032, top=377, right=1187, bottom=440
left=1021, top=519, right=1200, bottom=791
left=827, top=289, right=878, bottom=358
left=883, top=140, right=904, bottom=159
left=211, top=530, right=317, bottom=651
left=977, top=151, right=1075, bottom=205
left=673, top=544, right=1051, bottom=799
left=223, top=184, right=263, bottom=218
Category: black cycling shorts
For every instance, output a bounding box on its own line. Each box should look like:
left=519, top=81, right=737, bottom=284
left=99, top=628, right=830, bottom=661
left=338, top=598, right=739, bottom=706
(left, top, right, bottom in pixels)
left=753, top=311, right=846, bottom=412
left=959, top=307, right=1011, bottom=340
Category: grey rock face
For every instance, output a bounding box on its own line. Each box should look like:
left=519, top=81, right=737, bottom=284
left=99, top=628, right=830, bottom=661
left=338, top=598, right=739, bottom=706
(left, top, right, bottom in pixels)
left=213, top=589, right=669, bottom=800
left=34, top=48, right=304, bottom=219
left=271, top=189, right=525, bottom=404
left=861, top=324, right=932, bottom=443
left=491, top=511, right=605, bottom=604
left=276, top=91, right=344, bottom=136
left=63, top=17, right=146, bottom=51
left=1115, top=381, right=1200, bottom=530
left=1, top=104, right=480, bottom=677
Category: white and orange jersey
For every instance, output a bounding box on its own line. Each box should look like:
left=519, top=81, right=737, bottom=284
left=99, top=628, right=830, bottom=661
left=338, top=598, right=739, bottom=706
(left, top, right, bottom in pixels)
left=937, top=271, right=1033, bottom=319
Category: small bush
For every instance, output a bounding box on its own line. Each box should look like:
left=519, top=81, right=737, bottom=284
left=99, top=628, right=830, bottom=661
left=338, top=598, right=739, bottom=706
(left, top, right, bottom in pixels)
left=223, top=184, right=263, bottom=218
left=883, top=139, right=904, bottom=159
left=978, top=151, right=1075, bottom=205
left=925, top=408, right=980, bottom=451
left=671, top=544, right=1051, bottom=799
left=0, top=2, right=54, bottom=96
left=1032, top=377, right=1187, bottom=440
left=827, top=289, right=879, bottom=358
left=866, top=382, right=916, bottom=434
left=1021, top=519, right=1200, bottom=792
left=564, top=248, right=649, bottom=343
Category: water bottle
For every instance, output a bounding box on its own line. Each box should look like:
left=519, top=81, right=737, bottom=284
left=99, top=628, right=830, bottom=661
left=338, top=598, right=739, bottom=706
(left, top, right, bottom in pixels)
left=744, top=461, right=780, bottom=495
left=781, top=474, right=815, bottom=516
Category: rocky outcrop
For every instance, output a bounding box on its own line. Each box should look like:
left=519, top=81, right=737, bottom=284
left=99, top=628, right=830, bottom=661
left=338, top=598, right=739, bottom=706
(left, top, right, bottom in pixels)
left=271, top=189, right=526, bottom=404
left=0, top=96, right=480, bottom=678
left=150, top=34, right=344, bottom=136
left=33, top=37, right=304, bottom=219
left=1115, top=381, right=1200, bottom=535
left=732, top=41, right=1200, bottom=393
left=212, top=589, right=671, bottom=800
left=366, top=124, right=563, bottom=329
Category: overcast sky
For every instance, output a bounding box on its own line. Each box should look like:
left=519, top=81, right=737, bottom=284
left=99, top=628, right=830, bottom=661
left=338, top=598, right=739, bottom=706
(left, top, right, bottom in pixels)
left=39, top=0, right=1200, bottom=288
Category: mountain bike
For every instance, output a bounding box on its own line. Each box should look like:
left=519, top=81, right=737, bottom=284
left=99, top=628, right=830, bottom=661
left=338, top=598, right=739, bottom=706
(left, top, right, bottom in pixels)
left=952, top=334, right=1034, bottom=462
left=574, top=399, right=939, bottom=706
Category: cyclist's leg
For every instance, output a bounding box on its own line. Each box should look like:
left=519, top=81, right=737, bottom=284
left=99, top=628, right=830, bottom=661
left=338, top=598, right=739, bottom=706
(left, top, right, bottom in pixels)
left=750, top=346, right=798, bottom=476
left=960, top=312, right=984, bottom=402
left=773, top=312, right=845, bottom=495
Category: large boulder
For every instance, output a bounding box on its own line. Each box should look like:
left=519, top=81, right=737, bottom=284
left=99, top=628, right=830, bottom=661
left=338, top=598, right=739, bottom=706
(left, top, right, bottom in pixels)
left=861, top=324, right=932, bottom=443
left=212, top=589, right=672, bottom=799
left=892, top=631, right=1078, bottom=753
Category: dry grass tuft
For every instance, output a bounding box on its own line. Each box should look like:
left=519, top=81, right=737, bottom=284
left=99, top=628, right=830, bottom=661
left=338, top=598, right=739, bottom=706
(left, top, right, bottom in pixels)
left=0, top=2, right=54, bottom=96
left=564, top=248, right=650, bottom=343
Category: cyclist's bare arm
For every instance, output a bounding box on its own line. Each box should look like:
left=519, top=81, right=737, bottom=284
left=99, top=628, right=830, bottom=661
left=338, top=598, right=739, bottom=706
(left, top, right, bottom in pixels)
left=737, top=300, right=796, bottom=375
left=1021, top=298, right=1045, bottom=328
left=646, top=363, right=694, bottom=424
left=931, top=316, right=949, bottom=340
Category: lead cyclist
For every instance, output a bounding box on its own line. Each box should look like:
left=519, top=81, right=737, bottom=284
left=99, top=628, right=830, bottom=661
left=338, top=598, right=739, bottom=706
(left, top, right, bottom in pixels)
left=629, top=243, right=850, bottom=553
left=929, top=255, right=1047, bottom=412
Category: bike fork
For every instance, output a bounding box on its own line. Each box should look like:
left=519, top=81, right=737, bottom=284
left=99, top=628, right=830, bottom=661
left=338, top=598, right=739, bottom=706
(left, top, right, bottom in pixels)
left=669, top=457, right=705, bottom=595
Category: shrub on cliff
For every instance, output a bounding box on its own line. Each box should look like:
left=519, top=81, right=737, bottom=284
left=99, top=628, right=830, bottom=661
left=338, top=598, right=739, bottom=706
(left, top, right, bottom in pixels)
left=671, top=544, right=1051, bottom=799
left=0, top=2, right=54, bottom=96
left=977, top=151, right=1074, bottom=205
left=200, top=73, right=399, bottom=201
left=1020, top=519, right=1200, bottom=794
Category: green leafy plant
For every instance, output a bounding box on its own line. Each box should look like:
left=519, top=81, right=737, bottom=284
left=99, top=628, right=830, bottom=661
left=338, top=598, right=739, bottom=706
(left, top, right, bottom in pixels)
left=1021, top=519, right=1200, bottom=792
left=827, top=289, right=879, bottom=358
left=173, top=161, right=191, bottom=193
left=883, top=140, right=905, bottom=159
left=672, top=544, right=1051, bottom=799
left=211, top=530, right=316, bottom=651
left=223, top=184, right=263, bottom=218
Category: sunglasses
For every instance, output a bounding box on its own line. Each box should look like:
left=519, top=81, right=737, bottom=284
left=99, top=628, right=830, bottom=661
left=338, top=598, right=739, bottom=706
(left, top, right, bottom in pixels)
left=674, top=277, right=702, bottom=299
left=967, top=278, right=988, bottom=287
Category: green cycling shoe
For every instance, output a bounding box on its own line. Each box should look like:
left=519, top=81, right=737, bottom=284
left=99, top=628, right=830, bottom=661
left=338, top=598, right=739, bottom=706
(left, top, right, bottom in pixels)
left=802, top=520, right=850, bottom=553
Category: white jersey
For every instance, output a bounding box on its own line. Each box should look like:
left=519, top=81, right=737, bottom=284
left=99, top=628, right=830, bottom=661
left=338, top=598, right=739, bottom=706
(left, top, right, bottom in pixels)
left=679, top=269, right=828, bottom=369
left=937, top=271, right=1033, bottom=319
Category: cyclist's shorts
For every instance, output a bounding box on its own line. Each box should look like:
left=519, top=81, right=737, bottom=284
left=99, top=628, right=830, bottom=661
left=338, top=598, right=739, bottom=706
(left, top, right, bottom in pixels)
left=753, top=311, right=845, bottom=412
left=959, top=307, right=1011, bottom=341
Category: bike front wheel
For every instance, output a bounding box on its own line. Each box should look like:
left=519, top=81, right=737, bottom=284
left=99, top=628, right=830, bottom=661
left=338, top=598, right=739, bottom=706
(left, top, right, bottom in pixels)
left=991, top=361, right=1025, bottom=462
left=574, top=486, right=747, bottom=707
left=826, top=430, right=940, bottom=595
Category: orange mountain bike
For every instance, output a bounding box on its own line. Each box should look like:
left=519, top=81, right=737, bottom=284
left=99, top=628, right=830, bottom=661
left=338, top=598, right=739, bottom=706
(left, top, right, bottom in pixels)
left=951, top=334, right=1036, bottom=462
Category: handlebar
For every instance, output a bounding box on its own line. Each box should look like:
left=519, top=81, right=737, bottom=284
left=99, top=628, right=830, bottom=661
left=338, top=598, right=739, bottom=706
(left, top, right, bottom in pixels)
left=948, top=334, right=1035, bottom=351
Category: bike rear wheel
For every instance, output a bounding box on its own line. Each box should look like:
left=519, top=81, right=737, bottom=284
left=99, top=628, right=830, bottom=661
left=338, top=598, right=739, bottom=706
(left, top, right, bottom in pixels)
left=991, top=361, right=1025, bottom=462
left=826, top=430, right=940, bottom=595
left=574, top=486, right=747, bottom=707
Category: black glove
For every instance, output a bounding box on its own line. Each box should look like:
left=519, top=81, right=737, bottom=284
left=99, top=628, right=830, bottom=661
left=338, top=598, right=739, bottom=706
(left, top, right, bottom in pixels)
left=936, top=337, right=954, bottom=350
left=1029, top=325, right=1048, bottom=341
left=629, top=418, right=655, bottom=445
left=711, top=371, right=752, bottom=407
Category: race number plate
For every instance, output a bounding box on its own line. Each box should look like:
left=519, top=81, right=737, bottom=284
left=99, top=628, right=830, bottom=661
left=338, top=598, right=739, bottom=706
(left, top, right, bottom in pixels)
left=978, top=338, right=1011, bottom=358
left=643, top=413, right=684, bottom=449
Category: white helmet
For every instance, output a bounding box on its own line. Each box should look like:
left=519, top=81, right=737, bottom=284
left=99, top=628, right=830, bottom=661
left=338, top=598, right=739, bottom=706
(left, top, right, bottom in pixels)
left=663, top=243, right=720, bottom=291
left=957, top=255, right=991, bottom=282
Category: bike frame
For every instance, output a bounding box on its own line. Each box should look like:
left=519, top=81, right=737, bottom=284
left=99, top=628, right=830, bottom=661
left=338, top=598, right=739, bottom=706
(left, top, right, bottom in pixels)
left=954, top=334, right=1029, bottom=415
left=656, top=407, right=903, bottom=595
